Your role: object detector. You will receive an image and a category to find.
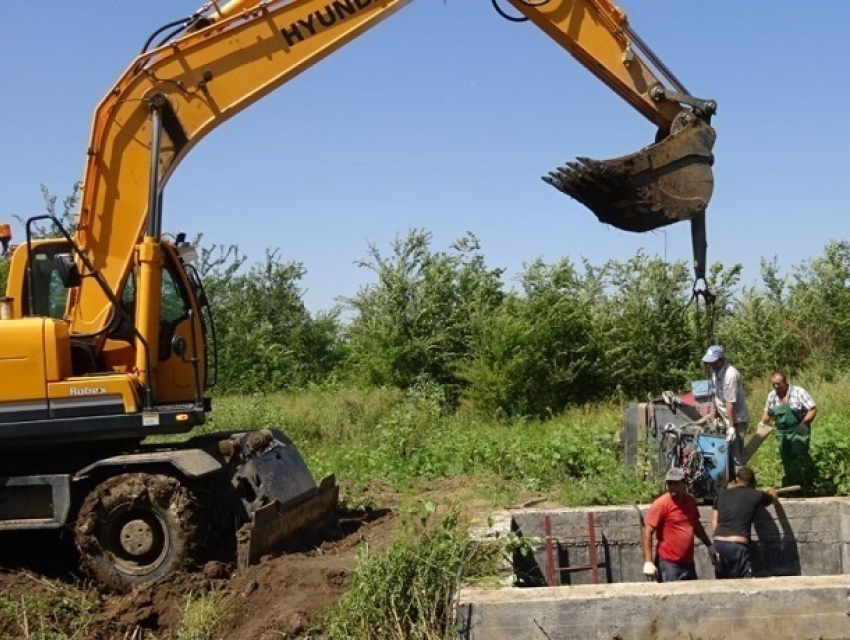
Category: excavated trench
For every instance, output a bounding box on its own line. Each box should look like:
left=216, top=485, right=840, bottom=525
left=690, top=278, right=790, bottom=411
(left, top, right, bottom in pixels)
left=458, top=498, right=850, bottom=639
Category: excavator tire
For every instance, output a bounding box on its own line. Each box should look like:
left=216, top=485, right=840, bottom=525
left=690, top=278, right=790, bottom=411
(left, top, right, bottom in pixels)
left=74, top=473, right=203, bottom=593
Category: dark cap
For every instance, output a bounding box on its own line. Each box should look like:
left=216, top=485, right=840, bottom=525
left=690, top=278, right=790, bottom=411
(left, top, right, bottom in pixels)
left=665, top=468, right=685, bottom=482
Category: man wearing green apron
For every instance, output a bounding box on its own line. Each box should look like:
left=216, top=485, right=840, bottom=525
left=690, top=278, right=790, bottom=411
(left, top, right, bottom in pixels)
left=758, top=370, right=818, bottom=489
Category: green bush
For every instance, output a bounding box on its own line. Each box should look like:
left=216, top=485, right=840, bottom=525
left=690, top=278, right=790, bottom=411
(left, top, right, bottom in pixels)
left=197, top=388, right=655, bottom=507
left=200, top=248, right=343, bottom=393
left=0, top=257, right=8, bottom=295
left=460, top=259, right=602, bottom=416
left=0, top=579, right=97, bottom=639
left=324, top=507, right=495, bottom=640
left=342, top=231, right=504, bottom=394
left=787, top=241, right=850, bottom=372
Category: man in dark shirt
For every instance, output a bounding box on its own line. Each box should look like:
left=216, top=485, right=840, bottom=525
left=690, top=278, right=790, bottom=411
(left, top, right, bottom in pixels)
left=711, top=467, right=778, bottom=579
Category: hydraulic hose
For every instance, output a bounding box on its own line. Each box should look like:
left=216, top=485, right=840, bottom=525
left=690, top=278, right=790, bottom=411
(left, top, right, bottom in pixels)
left=140, top=14, right=204, bottom=54
left=491, top=0, right=552, bottom=23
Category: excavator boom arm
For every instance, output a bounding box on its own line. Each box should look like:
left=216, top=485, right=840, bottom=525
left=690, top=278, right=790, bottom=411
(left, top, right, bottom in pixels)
left=70, top=0, right=714, bottom=337
left=506, top=0, right=682, bottom=130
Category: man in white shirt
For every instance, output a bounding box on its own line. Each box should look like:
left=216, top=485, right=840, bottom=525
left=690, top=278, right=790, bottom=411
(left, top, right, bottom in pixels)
left=702, top=345, right=750, bottom=472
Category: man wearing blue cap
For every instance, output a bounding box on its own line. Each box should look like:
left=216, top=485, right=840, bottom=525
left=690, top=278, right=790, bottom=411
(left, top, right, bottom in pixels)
left=702, top=345, right=750, bottom=472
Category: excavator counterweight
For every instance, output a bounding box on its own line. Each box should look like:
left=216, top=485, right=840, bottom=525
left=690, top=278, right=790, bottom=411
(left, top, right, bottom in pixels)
left=545, top=116, right=716, bottom=233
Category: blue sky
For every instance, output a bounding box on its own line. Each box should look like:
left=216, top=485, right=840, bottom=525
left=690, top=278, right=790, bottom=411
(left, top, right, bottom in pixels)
left=2, top=1, right=848, bottom=312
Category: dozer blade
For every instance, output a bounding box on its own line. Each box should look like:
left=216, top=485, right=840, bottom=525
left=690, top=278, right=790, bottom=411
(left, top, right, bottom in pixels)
left=236, top=474, right=338, bottom=569
left=205, top=430, right=338, bottom=569
left=544, top=116, right=716, bottom=233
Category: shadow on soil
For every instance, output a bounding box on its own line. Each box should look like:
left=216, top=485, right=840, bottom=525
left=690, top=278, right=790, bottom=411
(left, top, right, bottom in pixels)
left=0, top=529, right=81, bottom=581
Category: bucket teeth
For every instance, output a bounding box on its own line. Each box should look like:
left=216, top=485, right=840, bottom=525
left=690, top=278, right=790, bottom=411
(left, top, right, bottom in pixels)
left=545, top=118, right=716, bottom=233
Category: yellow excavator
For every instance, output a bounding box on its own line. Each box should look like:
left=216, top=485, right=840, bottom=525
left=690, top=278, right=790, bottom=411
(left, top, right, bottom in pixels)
left=0, top=0, right=715, bottom=591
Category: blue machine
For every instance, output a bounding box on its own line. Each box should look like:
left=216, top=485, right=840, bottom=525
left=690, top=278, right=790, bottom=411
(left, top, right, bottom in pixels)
left=687, top=433, right=730, bottom=500
left=623, top=380, right=732, bottom=503
left=697, top=434, right=729, bottom=486
left=659, top=425, right=730, bottom=502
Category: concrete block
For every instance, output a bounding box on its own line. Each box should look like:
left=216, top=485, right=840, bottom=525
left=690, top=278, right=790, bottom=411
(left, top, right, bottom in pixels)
left=458, top=576, right=850, bottom=640
left=509, top=497, right=850, bottom=584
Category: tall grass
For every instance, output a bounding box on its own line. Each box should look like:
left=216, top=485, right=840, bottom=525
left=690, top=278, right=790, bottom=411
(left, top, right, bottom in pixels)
left=164, top=371, right=850, bottom=506
left=198, top=384, right=654, bottom=507
left=13, top=374, right=850, bottom=638
left=323, top=507, right=496, bottom=640
left=172, top=591, right=231, bottom=640
left=0, top=576, right=97, bottom=639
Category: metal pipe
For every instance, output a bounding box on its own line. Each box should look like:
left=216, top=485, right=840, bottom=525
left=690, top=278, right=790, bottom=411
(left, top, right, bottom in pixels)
left=186, top=308, right=203, bottom=406
left=588, top=512, right=600, bottom=585
left=624, top=25, right=689, bottom=95
left=690, top=212, right=707, bottom=282
left=147, top=95, right=166, bottom=239
left=544, top=515, right=556, bottom=586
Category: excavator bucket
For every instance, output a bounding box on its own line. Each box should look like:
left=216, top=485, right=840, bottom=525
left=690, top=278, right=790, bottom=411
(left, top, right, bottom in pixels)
left=544, top=117, right=716, bottom=232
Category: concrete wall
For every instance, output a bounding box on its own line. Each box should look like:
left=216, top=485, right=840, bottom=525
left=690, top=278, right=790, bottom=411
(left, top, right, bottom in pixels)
left=842, top=501, right=850, bottom=573
left=508, top=497, right=850, bottom=585
left=458, top=577, right=850, bottom=640
left=460, top=498, right=850, bottom=639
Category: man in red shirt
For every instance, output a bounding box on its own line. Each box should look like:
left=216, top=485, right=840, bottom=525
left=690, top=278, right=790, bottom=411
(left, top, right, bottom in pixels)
left=642, top=468, right=717, bottom=581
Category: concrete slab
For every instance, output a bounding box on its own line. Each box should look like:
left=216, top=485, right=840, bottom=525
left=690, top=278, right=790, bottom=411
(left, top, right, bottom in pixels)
left=458, top=576, right=850, bottom=639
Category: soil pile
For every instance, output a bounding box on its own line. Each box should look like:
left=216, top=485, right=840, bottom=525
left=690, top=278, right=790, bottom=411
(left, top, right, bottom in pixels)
left=0, top=507, right=396, bottom=639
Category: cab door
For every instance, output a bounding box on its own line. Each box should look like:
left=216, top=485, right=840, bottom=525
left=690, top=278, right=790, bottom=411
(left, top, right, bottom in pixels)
left=152, top=246, right=205, bottom=405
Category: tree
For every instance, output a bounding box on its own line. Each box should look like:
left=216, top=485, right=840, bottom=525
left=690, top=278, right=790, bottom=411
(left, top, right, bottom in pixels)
left=13, top=183, right=81, bottom=239
left=460, top=258, right=602, bottom=416
left=203, top=247, right=342, bottom=392
left=786, top=240, right=850, bottom=371
left=342, top=230, right=504, bottom=395
left=585, top=253, right=697, bottom=396
left=715, top=258, right=801, bottom=378
left=0, top=257, right=9, bottom=295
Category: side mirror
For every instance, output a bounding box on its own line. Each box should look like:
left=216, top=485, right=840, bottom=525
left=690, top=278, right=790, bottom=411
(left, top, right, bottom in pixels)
left=171, top=335, right=187, bottom=358
left=56, top=254, right=81, bottom=288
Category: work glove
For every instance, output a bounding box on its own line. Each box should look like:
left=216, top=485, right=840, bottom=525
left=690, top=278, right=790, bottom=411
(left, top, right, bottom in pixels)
left=796, top=423, right=810, bottom=436
left=706, top=544, right=720, bottom=565
left=643, top=561, right=657, bottom=578
left=725, top=426, right=736, bottom=442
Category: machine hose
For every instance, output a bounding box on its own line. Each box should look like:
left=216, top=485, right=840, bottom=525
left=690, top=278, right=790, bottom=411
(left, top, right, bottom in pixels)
left=491, top=0, right=551, bottom=23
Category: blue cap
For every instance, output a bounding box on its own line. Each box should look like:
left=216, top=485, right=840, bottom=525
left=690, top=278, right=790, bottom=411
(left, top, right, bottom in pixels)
left=701, top=345, right=726, bottom=364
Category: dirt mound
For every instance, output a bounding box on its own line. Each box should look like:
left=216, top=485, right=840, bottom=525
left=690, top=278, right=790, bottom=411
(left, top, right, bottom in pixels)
left=222, top=507, right=396, bottom=639
left=93, top=571, right=214, bottom=635
left=0, top=507, right=397, bottom=639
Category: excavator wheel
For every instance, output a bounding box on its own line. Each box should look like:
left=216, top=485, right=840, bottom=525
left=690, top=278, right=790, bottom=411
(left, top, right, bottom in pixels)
left=544, top=114, right=717, bottom=232
left=74, top=473, right=203, bottom=592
